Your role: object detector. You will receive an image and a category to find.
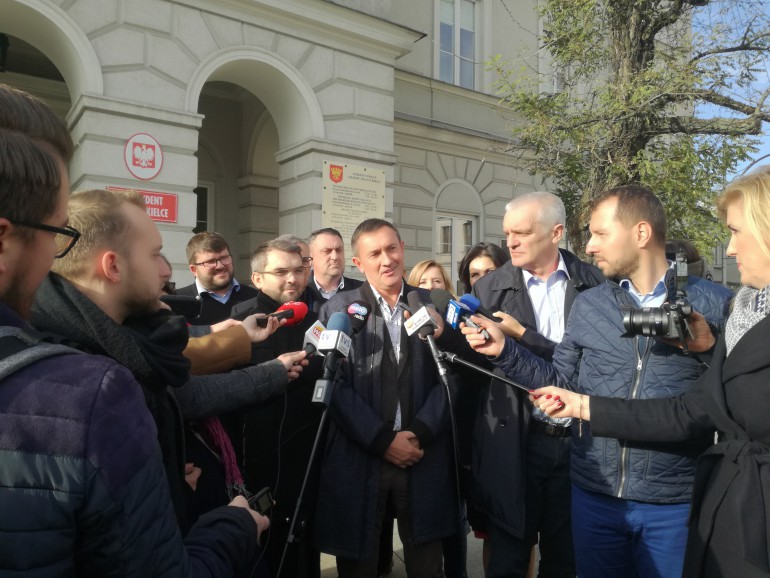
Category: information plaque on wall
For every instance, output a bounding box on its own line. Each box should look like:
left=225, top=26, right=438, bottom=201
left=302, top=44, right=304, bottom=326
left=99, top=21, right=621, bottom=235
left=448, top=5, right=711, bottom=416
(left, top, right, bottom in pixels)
left=322, top=160, right=385, bottom=248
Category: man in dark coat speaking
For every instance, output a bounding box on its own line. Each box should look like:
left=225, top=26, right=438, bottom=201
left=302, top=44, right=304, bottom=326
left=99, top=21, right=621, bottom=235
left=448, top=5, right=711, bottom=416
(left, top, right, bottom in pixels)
left=314, top=218, right=456, bottom=577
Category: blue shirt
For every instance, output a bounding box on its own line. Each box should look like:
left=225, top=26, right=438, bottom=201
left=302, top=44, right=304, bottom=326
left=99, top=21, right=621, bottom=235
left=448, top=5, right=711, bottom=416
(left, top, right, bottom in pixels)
left=194, top=278, right=243, bottom=304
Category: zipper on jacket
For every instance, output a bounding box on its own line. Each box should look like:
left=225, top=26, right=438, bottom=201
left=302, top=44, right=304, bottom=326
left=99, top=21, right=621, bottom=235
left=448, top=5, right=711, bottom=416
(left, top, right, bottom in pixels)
left=617, top=335, right=652, bottom=499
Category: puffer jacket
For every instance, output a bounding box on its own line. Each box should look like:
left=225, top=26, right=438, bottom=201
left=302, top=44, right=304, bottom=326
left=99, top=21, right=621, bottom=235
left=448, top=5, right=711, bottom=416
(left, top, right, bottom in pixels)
left=0, top=303, right=257, bottom=577
left=493, top=270, right=733, bottom=503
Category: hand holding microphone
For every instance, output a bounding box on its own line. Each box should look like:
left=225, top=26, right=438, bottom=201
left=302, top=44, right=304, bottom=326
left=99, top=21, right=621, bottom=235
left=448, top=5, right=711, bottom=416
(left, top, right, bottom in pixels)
left=429, top=289, right=490, bottom=340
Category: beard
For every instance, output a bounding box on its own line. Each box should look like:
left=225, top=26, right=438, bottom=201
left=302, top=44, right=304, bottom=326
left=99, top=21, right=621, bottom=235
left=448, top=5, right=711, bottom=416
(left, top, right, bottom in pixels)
left=202, top=269, right=234, bottom=292
left=599, top=252, right=639, bottom=280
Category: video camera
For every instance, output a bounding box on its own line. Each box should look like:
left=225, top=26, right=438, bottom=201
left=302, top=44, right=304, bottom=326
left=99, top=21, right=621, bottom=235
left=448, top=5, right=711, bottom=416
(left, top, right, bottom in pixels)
left=621, top=248, right=693, bottom=352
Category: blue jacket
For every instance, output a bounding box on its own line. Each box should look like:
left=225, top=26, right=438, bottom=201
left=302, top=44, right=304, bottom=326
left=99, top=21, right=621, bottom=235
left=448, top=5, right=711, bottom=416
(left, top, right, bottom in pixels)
left=313, top=283, right=457, bottom=560
left=493, top=271, right=733, bottom=503
left=0, top=302, right=257, bottom=576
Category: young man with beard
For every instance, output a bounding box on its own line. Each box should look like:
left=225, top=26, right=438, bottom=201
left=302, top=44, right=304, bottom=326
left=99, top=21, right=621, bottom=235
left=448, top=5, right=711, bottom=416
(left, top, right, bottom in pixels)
left=314, top=219, right=457, bottom=577
left=177, top=231, right=259, bottom=326
left=0, top=84, right=263, bottom=575
left=227, top=239, right=325, bottom=578
left=464, top=185, right=733, bottom=578
left=30, top=189, right=308, bottom=531
left=305, top=227, right=362, bottom=313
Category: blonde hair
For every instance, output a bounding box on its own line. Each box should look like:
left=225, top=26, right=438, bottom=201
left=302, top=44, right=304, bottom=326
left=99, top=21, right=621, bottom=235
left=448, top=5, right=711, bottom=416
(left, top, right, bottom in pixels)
left=52, top=188, right=146, bottom=280
left=409, top=259, right=454, bottom=294
left=717, top=171, right=770, bottom=260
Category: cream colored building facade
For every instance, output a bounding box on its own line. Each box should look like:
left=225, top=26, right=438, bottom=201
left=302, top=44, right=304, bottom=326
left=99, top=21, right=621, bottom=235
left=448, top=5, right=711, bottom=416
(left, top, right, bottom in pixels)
left=1, top=0, right=547, bottom=288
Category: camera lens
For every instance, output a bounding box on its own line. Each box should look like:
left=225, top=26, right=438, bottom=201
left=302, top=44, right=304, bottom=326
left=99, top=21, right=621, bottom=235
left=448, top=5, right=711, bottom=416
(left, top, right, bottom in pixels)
left=623, top=307, right=668, bottom=336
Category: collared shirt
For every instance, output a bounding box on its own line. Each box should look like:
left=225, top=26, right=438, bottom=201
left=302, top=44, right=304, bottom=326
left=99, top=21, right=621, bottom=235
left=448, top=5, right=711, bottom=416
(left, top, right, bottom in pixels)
left=371, top=282, right=405, bottom=431
left=523, top=254, right=571, bottom=426
left=315, top=276, right=345, bottom=300
left=619, top=262, right=671, bottom=308
left=522, top=254, right=571, bottom=344
left=194, top=278, right=241, bottom=304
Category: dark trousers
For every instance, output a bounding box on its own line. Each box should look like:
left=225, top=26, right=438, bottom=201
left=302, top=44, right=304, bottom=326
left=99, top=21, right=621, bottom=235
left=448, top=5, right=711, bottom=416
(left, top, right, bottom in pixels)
left=488, top=432, right=574, bottom=578
left=337, top=462, right=444, bottom=578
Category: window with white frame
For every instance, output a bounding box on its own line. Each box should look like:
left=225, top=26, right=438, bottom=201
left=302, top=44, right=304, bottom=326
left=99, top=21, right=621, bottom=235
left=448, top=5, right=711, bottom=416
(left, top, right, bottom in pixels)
left=438, top=0, right=476, bottom=89
left=435, top=214, right=477, bottom=288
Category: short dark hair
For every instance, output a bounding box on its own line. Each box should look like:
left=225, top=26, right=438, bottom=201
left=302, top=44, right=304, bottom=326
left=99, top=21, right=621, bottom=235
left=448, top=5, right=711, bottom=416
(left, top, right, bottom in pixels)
left=308, top=227, right=343, bottom=245
left=185, top=232, right=230, bottom=264
left=590, top=184, right=667, bottom=246
left=351, top=219, right=401, bottom=255
left=250, top=238, right=302, bottom=272
left=458, top=242, right=508, bottom=294
left=0, top=84, right=74, bottom=239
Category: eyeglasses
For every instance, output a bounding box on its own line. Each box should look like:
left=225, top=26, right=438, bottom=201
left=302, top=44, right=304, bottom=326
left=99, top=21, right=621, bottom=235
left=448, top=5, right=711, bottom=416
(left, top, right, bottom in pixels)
left=11, top=220, right=80, bottom=258
left=302, top=256, right=313, bottom=269
left=194, top=255, right=233, bottom=270
left=257, top=267, right=306, bottom=279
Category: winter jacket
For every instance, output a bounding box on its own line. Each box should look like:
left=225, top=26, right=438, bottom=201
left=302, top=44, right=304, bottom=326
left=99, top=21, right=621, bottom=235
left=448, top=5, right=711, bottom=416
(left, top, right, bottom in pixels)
left=0, top=302, right=257, bottom=577
left=312, top=283, right=457, bottom=560
left=469, top=250, right=603, bottom=535
left=493, top=270, right=732, bottom=504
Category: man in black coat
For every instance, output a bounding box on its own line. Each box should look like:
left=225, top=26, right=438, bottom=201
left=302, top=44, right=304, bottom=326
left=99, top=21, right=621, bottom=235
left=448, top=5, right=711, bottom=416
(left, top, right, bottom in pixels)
left=313, top=218, right=457, bottom=577
left=470, top=191, right=603, bottom=578
left=305, top=227, right=362, bottom=313
left=228, top=238, right=324, bottom=578
left=177, top=231, right=259, bottom=326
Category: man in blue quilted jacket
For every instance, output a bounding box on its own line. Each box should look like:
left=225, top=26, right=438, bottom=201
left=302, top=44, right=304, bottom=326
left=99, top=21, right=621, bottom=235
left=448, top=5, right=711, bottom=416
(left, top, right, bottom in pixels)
left=464, top=185, right=733, bottom=578
left=0, top=83, right=266, bottom=576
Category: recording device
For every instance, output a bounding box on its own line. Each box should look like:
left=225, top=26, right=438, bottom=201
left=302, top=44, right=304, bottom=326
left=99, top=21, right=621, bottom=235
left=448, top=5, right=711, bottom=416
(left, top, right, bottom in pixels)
left=313, top=312, right=353, bottom=405
left=347, top=301, right=371, bottom=334
left=458, top=294, right=502, bottom=323
left=404, top=294, right=437, bottom=337
left=159, top=294, right=202, bottom=320
left=430, top=289, right=490, bottom=340
left=303, top=320, right=326, bottom=357
left=247, top=486, right=275, bottom=515
left=621, top=248, right=693, bottom=348
left=232, top=300, right=308, bottom=326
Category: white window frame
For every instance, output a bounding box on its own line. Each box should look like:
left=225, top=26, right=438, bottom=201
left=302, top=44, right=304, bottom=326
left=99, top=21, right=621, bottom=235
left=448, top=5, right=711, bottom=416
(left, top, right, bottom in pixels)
left=435, top=0, right=479, bottom=90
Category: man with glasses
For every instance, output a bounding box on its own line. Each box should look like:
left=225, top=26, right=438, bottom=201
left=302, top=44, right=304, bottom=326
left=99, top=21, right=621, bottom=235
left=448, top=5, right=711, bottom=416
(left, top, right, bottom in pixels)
left=227, top=238, right=324, bottom=578
left=177, top=231, right=259, bottom=326
left=0, top=84, right=264, bottom=575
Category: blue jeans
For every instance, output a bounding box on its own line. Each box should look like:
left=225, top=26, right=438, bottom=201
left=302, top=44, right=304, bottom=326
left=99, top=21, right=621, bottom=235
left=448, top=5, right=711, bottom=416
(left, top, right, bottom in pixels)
left=571, top=485, right=689, bottom=578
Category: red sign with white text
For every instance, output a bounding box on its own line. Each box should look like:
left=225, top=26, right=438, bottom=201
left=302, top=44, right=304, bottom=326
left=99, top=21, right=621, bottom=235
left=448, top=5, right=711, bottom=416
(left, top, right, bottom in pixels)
left=106, top=186, right=178, bottom=223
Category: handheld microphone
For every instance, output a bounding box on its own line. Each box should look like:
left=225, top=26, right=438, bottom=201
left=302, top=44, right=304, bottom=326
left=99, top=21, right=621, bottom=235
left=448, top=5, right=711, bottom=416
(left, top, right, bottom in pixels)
left=405, top=291, right=436, bottom=338
left=430, top=289, right=490, bottom=339
left=407, top=291, right=449, bottom=386
left=313, top=312, right=353, bottom=405
left=233, top=300, right=309, bottom=325
left=303, top=320, right=326, bottom=357
left=459, top=294, right=502, bottom=323
left=160, top=294, right=202, bottom=320
left=346, top=301, right=371, bottom=334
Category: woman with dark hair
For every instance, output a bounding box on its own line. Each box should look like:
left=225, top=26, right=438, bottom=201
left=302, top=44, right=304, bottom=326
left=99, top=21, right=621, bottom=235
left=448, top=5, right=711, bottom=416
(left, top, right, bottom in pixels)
left=458, top=242, right=508, bottom=294
left=532, top=172, right=770, bottom=577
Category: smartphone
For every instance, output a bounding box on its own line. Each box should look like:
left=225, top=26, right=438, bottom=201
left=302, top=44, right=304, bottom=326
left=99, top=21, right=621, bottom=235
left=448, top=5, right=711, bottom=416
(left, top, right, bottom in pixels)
left=247, top=487, right=275, bottom=515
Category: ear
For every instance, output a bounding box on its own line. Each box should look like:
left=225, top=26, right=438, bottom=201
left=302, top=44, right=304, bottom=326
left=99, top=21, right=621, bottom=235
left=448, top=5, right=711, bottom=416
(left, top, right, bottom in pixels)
left=352, top=255, right=364, bottom=274
left=636, top=221, right=653, bottom=248
left=0, top=219, right=14, bottom=276
left=552, top=223, right=564, bottom=244
left=189, top=264, right=197, bottom=277
left=251, top=271, right=263, bottom=289
left=99, top=251, right=122, bottom=283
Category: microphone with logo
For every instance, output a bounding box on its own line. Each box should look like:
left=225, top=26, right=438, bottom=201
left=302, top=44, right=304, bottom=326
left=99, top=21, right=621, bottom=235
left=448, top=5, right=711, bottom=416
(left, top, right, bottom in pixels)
left=231, top=300, right=308, bottom=326
left=458, top=294, right=502, bottom=324
left=429, top=289, right=490, bottom=340
left=346, top=301, right=372, bottom=335
left=302, top=320, right=326, bottom=358
left=312, top=312, right=353, bottom=406
left=406, top=291, right=449, bottom=387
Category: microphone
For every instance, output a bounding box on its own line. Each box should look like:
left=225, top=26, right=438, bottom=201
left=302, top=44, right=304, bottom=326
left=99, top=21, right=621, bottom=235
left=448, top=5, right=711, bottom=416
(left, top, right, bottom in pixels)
left=430, top=289, right=490, bottom=340
left=160, top=294, right=202, bottom=320
left=302, top=320, right=326, bottom=357
left=313, top=312, right=353, bottom=405
left=405, top=291, right=436, bottom=338
left=346, top=301, right=371, bottom=334
left=459, top=294, right=502, bottom=323
left=232, top=300, right=308, bottom=326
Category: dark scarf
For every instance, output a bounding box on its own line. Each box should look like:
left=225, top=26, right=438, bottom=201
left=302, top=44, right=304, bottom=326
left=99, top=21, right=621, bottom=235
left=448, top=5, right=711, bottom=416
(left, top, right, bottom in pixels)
left=31, top=273, right=192, bottom=527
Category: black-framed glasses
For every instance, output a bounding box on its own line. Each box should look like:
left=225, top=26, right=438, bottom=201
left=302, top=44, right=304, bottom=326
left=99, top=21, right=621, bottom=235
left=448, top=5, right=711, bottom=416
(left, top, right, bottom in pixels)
left=256, top=267, right=306, bottom=279
left=11, top=220, right=80, bottom=258
left=194, top=255, right=233, bottom=270
left=301, top=256, right=313, bottom=269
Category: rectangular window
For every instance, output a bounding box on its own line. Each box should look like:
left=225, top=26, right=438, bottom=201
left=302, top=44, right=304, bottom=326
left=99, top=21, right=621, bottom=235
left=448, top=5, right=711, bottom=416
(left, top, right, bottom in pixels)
left=437, top=0, right=475, bottom=90
left=193, top=186, right=208, bottom=233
